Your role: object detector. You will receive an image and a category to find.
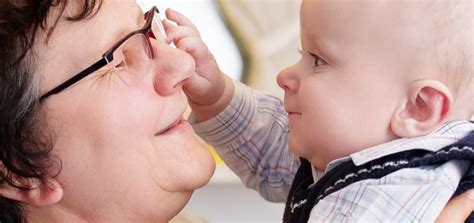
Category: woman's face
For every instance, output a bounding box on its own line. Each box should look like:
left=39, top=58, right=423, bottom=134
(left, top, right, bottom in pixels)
left=37, top=0, right=215, bottom=221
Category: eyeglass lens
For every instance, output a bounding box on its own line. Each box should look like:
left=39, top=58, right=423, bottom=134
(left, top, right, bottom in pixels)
left=151, top=9, right=167, bottom=41
left=109, top=10, right=166, bottom=85
left=110, top=33, right=153, bottom=85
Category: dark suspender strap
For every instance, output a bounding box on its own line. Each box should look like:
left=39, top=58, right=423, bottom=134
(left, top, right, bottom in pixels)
left=283, top=158, right=313, bottom=222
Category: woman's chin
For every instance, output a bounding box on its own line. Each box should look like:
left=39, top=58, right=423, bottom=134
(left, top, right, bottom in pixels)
left=186, top=148, right=216, bottom=190
left=197, top=154, right=216, bottom=188
left=184, top=130, right=217, bottom=189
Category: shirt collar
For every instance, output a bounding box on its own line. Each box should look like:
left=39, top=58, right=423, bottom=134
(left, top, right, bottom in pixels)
left=322, top=121, right=474, bottom=173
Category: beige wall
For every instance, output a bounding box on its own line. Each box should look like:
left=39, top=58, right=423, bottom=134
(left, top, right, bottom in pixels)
left=218, top=0, right=302, bottom=98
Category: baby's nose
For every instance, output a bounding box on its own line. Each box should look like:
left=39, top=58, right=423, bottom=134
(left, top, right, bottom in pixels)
left=152, top=43, right=195, bottom=96
left=277, top=65, right=299, bottom=93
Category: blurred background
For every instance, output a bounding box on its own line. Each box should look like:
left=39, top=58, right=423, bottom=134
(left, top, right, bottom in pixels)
left=139, top=0, right=301, bottom=222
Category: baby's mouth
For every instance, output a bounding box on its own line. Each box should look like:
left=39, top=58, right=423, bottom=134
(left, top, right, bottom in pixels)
left=288, top=112, right=302, bottom=115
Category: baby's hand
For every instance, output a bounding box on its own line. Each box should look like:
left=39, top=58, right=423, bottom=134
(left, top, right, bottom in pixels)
left=163, top=8, right=231, bottom=118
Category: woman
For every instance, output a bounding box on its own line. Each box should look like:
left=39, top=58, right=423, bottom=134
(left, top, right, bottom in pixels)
left=0, top=0, right=214, bottom=222
left=0, top=0, right=471, bottom=222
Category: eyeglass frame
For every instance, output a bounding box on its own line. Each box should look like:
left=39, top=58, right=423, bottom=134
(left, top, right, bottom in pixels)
left=39, top=6, right=165, bottom=102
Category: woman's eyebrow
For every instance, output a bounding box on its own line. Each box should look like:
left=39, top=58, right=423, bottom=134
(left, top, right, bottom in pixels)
left=106, top=5, right=144, bottom=43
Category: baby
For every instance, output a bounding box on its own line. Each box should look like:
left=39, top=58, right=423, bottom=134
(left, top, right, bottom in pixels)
left=164, top=0, right=473, bottom=222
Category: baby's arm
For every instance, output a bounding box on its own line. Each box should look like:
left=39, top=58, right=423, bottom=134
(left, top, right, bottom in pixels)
left=163, top=9, right=234, bottom=122
left=193, top=82, right=300, bottom=202
left=164, top=9, right=300, bottom=202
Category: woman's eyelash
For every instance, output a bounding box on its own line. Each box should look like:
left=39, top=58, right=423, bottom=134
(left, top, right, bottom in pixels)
left=115, top=60, right=125, bottom=68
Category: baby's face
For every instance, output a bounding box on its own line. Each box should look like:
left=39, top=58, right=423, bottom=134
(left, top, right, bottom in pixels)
left=277, top=0, right=438, bottom=169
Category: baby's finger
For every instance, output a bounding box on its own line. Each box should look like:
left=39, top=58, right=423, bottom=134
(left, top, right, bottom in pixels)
left=162, top=19, right=175, bottom=32
left=165, top=25, right=200, bottom=45
left=165, top=8, right=196, bottom=28
left=162, top=20, right=177, bottom=44
left=174, top=37, right=209, bottom=63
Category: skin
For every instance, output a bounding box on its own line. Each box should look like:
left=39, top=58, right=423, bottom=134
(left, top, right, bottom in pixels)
left=276, top=0, right=466, bottom=169
left=24, top=0, right=215, bottom=222
left=162, top=1, right=474, bottom=221
left=437, top=189, right=474, bottom=222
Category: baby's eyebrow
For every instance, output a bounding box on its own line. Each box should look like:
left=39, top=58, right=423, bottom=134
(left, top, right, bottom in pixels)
left=307, top=34, right=336, bottom=63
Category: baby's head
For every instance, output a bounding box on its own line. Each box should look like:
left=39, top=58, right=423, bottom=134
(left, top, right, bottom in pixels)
left=277, top=0, right=473, bottom=169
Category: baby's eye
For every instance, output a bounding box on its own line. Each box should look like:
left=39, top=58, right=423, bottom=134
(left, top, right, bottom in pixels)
left=297, top=49, right=327, bottom=68
left=309, top=52, right=327, bottom=67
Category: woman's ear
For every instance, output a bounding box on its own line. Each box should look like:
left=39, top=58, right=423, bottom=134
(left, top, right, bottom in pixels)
left=0, top=176, right=63, bottom=207
left=391, top=79, right=453, bottom=138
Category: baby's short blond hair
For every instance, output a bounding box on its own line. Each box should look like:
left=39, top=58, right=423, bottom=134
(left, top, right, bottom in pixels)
left=427, top=0, right=473, bottom=112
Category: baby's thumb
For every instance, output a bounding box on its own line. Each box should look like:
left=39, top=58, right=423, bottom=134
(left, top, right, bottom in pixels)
left=184, top=72, right=227, bottom=108
left=183, top=74, right=209, bottom=104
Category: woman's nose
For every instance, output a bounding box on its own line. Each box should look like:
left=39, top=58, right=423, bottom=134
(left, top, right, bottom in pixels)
left=151, top=42, right=195, bottom=96
left=277, top=64, right=299, bottom=93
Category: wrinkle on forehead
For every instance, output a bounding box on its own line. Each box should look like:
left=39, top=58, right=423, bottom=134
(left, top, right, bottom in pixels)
left=37, top=0, right=145, bottom=92
left=92, top=0, right=144, bottom=41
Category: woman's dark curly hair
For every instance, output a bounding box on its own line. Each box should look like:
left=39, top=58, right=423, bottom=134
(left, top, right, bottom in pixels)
left=0, top=0, right=102, bottom=222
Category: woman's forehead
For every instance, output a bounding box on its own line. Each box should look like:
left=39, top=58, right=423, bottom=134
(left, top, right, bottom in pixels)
left=37, top=0, right=144, bottom=90
left=95, top=0, right=144, bottom=26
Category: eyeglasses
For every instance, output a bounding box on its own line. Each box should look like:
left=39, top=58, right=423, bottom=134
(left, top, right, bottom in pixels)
left=39, top=6, right=166, bottom=102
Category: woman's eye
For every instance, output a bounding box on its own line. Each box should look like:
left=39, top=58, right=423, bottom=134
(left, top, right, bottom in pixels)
left=310, top=53, right=327, bottom=67
left=115, top=60, right=126, bottom=68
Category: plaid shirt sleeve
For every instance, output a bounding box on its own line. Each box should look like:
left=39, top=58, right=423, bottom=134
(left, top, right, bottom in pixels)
left=192, top=81, right=300, bottom=202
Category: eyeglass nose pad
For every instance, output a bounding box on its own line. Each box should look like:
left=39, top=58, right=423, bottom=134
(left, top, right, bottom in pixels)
left=147, top=31, right=156, bottom=40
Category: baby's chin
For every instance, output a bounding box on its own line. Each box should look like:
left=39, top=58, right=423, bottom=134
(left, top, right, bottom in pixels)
left=287, top=134, right=334, bottom=170
left=287, top=132, right=308, bottom=157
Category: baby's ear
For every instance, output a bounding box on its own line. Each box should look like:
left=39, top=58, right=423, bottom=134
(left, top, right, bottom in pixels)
left=390, top=80, right=453, bottom=138
left=0, top=176, right=63, bottom=207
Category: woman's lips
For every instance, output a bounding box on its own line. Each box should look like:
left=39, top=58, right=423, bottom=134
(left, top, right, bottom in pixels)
left=155, top=118, right=189, bottom=136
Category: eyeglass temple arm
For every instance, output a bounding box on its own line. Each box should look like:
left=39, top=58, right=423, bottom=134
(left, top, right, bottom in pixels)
left=39, top=53, right=113, bottom=102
